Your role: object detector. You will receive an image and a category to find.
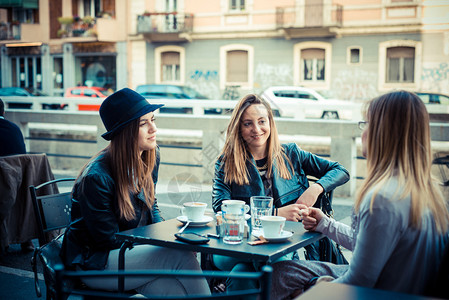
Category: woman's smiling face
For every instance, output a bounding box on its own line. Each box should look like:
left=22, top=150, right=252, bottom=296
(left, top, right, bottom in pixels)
left=239, top=104, right=270, bottom=157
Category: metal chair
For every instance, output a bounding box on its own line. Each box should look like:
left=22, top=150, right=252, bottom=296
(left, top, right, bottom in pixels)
left=433, top=154, right=449, bottom=186
left=29, top=178, right=76, bottom=300
left=304, top=177, right=348, bottom=265
left=29, top=178, right=75, bottom=247
left=54, top=264, right=273, bottom=300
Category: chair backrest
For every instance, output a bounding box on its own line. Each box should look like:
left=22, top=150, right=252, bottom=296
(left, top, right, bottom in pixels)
left=29, top=178, right=76, bottom=246
left=308, top=176, right=334, bottom=215
left=54, top=264, right=273, bottom=300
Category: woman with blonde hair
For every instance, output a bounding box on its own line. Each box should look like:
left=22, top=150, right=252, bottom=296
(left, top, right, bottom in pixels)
left=212, top=94, right=349, bottom=294
left=270, top=90, right=449, bottom=299
left=213, top=93, right=349, bottom=218
left=60, top=88, right=210, bottom=297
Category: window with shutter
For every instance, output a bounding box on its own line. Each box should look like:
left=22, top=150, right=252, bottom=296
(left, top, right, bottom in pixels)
left=226, top=50, right=248, bottom=83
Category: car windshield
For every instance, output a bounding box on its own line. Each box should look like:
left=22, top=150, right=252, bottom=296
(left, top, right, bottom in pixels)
left=181, top=86, right=207, bottom=99
left=98, top=89, right=113, bottom=97
left=26, top=88, right=48, bottom=96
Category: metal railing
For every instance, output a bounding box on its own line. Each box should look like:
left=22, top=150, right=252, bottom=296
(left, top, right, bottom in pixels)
left=137, top=12, right=194, bottom=34
left=276, top=3, right=343, bottom=29
left=0, top=22, right=20, bottom=40
left=5, top=109, right=449, bottom=197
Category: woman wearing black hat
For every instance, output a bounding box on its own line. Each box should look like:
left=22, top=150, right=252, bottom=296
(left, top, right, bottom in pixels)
left=60, top=88, right=210, bottom=296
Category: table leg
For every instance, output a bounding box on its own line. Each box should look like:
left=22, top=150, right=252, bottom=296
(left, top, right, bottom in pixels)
left=118, top=241, right=134, bottom=293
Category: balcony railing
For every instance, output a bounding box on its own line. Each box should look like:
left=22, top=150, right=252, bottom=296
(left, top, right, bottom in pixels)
left=276, top=4, right=343, bottom=29
left=0, top=22, right=20, bottom=40
left=137, top=12, right=194, bottom=34
left=57, top=16, right=97, bottom=39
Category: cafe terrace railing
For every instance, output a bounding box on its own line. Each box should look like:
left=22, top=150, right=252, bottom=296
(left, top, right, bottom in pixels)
left=5, top=107, right=449, bottom=197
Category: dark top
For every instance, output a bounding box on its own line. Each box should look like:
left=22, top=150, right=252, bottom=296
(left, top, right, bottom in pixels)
left=0, top=117, right=26, bottom=156
left=60, top=148, right=163, bottom=270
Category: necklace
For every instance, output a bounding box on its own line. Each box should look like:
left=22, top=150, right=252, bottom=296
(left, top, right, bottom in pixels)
left=256, top=162, right=268, bottom=171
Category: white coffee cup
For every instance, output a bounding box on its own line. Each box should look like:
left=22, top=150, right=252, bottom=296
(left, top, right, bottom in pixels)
left=261, top=216, right=286, bottom=238
left=181, top=202, right=207, bottom=221
left=221, top=200, right=250, bottom=214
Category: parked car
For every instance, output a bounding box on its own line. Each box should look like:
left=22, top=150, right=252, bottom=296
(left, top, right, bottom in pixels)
left=64, top=86, right=113, bottom=111
left=0, top=87, right=64, bottom=109
left=260, top=86, right=352, bottom=119
left=135, top=84, right=222, bottom=114
left=416, top=92, right=449, bottom=105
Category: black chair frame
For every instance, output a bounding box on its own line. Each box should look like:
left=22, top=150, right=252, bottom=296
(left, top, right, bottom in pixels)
left=29, top=177, right=76, bottom=300
left=54, top=264, right=273, bottom=300
left=29, top=178, right=76, bottom=246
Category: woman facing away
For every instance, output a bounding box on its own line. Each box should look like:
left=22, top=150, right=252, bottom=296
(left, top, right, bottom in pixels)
left=60, top=88, right=210, bottom=297
left=211, top=94, right=349, bottom=293
left=270, top=90, right=449, bottom=299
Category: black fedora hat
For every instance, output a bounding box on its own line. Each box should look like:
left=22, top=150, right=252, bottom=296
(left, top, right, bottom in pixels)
left=100, top=88, right=163, bottom=141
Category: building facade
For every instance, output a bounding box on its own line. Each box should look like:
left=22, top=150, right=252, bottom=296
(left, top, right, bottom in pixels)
left=0, top=0, right=127, bottom=96
left=0, top=0, right=448, bottom=101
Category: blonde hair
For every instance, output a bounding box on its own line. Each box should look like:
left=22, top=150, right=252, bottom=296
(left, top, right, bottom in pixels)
left=355, top=90, right=449, bottom=233
left=220, top=94, right=293, bottom=185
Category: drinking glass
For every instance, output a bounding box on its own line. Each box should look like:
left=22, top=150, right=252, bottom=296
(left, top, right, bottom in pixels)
left=250, top=196, right=273, bottom=236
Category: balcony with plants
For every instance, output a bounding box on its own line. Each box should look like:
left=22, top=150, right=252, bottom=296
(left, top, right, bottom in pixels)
left=57, top=15, right=97, bottom=39
left=136, top=11, right=194, bottom=42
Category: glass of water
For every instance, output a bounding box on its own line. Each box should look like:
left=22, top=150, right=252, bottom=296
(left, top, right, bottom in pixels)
left=250, top=196, right=273, bottom=236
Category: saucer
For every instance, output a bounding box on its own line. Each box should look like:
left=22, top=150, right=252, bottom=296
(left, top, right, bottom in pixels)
left=177, top=215, right=213, bottom=227
left=252, top=230, right=293, bottom=243
left=245, top=213, right=251, bottom=221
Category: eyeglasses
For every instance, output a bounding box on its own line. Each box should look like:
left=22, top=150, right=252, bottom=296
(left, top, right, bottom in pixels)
left=358, top=121, right=367, bottom=130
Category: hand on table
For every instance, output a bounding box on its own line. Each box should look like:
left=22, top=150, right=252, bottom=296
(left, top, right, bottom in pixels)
left=298, top=204, right=325, bottom=231
left=277, top=204, right=304, bottom=222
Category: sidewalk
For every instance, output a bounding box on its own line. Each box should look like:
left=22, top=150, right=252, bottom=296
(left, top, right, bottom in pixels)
left=0, top=170, right=355, bottom=299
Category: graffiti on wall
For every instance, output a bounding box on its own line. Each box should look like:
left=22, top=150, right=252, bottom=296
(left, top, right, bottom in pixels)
left=187, top=69, right=220, bottom=99
left=254, top=63, right=293, bottom=93
left=421, top=62, right=449, bottom=93
left=331, top=69, right=378, bottom=101
left=189, top=70, right=218, bottom=81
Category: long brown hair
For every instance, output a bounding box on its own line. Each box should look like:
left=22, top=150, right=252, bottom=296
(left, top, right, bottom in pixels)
left=78, top=118, right=156, bottom=221
left=220, top=94, right=292, bottom=185
left=109, top=118, right=155, bottom=220
left=355, top=90, right=449, bottom=233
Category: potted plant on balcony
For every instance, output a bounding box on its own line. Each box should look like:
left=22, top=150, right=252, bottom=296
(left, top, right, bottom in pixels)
left=57, top=29, right=68, bottom=38
left=86, top=28, right=97, bottom=37
left=97, top=11, right=112, bottom=19
left=57, top=16, right=74, bottom=25
left=82, top=16, right=95, bottom=29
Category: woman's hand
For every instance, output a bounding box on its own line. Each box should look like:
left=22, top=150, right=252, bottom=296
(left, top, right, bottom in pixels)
left=277, top=204, right=304, bottom=222
left=295, top=183, right=324, bottom=207
left=298, top=204, right=325, bottom=231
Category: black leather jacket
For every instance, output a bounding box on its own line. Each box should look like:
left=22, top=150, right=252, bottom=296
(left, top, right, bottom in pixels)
left=212, top=143, right=350, bottom=212
left=60, top=149, right=163, bottom=270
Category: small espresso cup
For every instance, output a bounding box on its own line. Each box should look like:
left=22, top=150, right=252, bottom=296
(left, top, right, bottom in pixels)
left=181, top=202, right=207, bottom=222
left=261, top=216, right=286, bottom=238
